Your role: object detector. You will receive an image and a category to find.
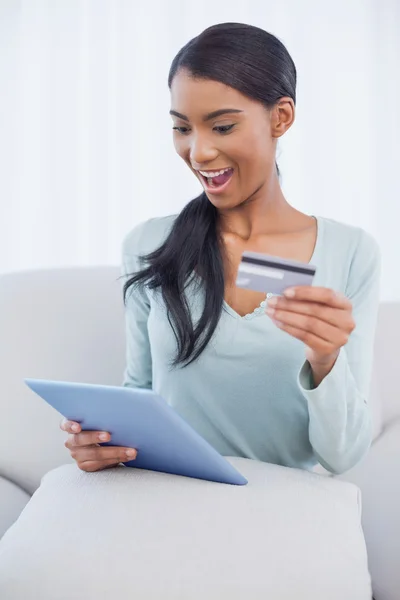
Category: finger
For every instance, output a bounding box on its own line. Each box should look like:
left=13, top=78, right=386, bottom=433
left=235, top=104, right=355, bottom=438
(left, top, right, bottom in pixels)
left=64, top=430, right=111, bottom=448
left=284, top=286, right=352, bottom=309
left=60, top=419, right=81, bottom=433
left=267, top=297, right=355, bottom=331
left=274, top=322, right=338, bottom=354
left=270, top=309, right=350, bottom=346
left=77, top=458, right=123, bottom=473
left=70, top=445, right=137, bottom=463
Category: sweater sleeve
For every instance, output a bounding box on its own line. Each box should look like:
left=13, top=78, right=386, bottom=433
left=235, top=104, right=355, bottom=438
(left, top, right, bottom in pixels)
left=297, top=229, right=381, bottom=474
left=120, top=223, right=153, bottom=390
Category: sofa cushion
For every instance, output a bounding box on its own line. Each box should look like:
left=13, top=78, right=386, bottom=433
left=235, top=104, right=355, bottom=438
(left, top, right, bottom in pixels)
left=369, top=365, right=383, bottom=441
left=0, top=458, right=372, bottom=600
left=0, top=476, right=30, bottom=539
left=338, top=418, right=400, bottom=600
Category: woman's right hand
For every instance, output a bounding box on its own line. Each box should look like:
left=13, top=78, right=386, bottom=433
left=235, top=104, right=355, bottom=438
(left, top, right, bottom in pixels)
left=60, top=419, right=138, bottom=472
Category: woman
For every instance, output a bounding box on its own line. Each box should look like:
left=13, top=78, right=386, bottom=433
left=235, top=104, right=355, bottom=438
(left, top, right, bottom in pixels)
left=62, top=22, right=380, bottom=475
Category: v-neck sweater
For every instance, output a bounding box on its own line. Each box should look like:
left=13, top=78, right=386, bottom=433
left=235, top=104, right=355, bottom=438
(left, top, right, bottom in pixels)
left=120, top=214, right=380, bottom=474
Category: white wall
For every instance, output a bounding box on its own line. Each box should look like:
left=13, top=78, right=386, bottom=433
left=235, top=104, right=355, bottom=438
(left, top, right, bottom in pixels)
left=1, top=0, right=399, bottom=299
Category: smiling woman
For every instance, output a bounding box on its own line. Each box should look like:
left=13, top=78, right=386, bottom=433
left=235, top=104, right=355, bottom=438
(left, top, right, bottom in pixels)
left=129, top=23, right=301, bottom=364
left=62, top=23, right=381, bottom=481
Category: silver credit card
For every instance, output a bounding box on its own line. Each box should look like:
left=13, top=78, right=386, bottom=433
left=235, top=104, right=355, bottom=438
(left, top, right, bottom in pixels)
left=236, top=251, right=316, bottom=295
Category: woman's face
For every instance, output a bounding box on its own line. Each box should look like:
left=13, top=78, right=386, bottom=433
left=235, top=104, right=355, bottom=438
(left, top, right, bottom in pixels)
left=170, top=69, right=294, bottom=210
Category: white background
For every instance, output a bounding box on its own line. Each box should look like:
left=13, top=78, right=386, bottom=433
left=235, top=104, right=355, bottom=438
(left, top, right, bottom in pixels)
left=1, top=0, right=399, bottom=299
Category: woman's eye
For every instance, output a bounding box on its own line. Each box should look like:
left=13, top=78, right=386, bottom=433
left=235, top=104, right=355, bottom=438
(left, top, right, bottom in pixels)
left=172, top=126, right=190, bottom=135
left=173, top=124, right=235, bottom=135
left=214, top=124, right=235, bottom=134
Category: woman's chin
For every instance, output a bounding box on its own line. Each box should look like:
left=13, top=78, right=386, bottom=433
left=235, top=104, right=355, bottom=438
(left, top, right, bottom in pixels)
left=206, top=193, right=243, bottom=211
left=207, top=195, right=235, bottom=209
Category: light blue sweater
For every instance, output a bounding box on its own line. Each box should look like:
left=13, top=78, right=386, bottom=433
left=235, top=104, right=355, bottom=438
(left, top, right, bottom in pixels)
left=121, top=214, right=381, bottom=474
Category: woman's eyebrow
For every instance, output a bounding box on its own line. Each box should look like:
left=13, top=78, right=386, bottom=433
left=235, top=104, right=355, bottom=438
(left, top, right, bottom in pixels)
left=169, top=109, right=243, bottom=122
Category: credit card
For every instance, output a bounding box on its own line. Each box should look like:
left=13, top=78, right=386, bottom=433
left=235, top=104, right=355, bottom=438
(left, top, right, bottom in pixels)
left=236, top=251, right=316, bottom=295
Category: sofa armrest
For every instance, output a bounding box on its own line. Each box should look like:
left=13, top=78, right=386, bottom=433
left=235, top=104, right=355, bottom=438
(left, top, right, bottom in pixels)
left=0, top=476, right=31, bottom=539
left=337, top=418, right=400, bottom=600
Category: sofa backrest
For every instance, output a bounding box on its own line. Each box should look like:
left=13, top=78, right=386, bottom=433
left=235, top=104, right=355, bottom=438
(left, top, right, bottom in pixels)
left=373, top=302, right=400, bottom=426
left=0, top=266, right=398, bottom=494
left=0, top=267, right=126, bottom=494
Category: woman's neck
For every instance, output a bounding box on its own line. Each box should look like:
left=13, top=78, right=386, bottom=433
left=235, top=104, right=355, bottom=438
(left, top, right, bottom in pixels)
left=217, top=185, right=300, bottom=241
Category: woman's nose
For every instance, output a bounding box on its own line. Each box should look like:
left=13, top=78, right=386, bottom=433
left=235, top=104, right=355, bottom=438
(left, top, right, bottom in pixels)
left=189, top=135, right=218, bottom=165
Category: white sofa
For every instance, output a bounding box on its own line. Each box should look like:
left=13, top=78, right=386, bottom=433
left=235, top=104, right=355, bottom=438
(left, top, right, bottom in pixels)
left=0, top=267, right=399, bottom=599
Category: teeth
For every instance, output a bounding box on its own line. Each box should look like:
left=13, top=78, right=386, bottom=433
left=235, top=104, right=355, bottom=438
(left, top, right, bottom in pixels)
left=199, top=167, right=232, bottom=178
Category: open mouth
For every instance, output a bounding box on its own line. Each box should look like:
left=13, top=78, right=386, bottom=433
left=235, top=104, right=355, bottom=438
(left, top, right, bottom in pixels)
left=198, top=167, right=234, bottom=190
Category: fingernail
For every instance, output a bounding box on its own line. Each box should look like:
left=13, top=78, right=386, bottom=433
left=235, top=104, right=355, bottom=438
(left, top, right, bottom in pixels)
left=265, top=307, right=275, bottom=316
left=99, top=433, right=109, bottom=441
left=71, top=424, right=79, bottom=432
left=267, top=296, right=278, bottom=306
left=126, top=449, right=136, bottom=458
left=284, top=288, right=296, bottom=298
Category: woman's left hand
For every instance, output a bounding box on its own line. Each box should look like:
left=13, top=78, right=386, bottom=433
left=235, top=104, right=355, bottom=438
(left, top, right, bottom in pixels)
left=265, top=287, right=355, bottom=384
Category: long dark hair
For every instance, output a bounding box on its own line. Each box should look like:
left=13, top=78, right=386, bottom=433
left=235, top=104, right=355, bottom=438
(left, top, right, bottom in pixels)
left=123, top=22, right=297, bottom=367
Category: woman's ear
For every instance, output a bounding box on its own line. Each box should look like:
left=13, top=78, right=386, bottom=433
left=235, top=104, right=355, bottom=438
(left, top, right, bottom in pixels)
left=270, top=97, right=295, bottom=138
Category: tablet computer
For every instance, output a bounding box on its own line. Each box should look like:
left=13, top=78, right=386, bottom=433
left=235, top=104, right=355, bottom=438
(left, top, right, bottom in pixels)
left=24, top=378, right=248, bottom=486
